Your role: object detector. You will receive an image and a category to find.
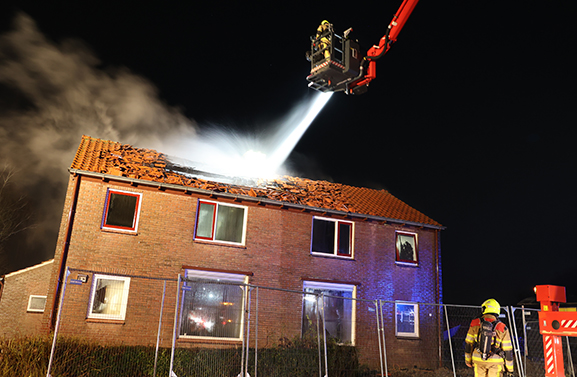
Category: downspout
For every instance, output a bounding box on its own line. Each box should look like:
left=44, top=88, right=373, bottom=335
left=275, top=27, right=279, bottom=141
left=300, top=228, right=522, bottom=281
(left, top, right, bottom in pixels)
left=49, top=174, right=81, bottom=330
left=435, top=229, right=443, bottom=368
left=435, top=229, right=442, bottom=304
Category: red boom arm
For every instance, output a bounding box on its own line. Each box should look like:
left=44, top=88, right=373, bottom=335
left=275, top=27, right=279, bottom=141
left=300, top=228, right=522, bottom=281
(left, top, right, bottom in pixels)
left=347, top=0, right=420, bottom=92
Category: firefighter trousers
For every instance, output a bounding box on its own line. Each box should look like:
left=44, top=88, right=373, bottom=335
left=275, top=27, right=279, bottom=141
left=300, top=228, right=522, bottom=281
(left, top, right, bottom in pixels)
left=473, top=361, right=505, bottom=377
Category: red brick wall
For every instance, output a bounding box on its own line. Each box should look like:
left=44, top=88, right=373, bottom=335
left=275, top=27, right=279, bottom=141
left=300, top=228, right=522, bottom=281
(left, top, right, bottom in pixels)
left=0, top=260, right=54, bottom=338
left=40, top=174, right=441, bottom=369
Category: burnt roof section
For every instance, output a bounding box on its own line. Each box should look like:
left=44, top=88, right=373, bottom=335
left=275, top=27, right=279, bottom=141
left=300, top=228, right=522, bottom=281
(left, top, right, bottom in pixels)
left=70, top=135, right=442, bottom=228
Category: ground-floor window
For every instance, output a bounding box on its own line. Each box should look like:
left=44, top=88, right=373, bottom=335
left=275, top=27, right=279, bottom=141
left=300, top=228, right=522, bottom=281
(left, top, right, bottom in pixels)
left=180, top=270, right=248, bottom=340
left=27, top=295, right=47, bottom=313
left=395, top=301, right=419, bottom=338
left=302, top=281, right=356, bottom=344
left=88, top=274, right=131, bottom=320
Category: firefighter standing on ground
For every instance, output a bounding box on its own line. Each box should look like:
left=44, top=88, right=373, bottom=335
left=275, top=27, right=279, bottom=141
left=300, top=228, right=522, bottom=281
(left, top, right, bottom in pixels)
left=465, top=299, right=515, bottom=377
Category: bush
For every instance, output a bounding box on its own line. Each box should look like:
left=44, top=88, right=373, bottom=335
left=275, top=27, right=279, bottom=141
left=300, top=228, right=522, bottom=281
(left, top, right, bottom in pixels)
left=0, top=335, right=51, bottom=377
left=0, top=335, right=379, bottom=377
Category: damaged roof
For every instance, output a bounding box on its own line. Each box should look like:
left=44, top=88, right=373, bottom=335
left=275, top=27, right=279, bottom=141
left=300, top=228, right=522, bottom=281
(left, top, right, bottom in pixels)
left=71, top=135, right=442, bottom=228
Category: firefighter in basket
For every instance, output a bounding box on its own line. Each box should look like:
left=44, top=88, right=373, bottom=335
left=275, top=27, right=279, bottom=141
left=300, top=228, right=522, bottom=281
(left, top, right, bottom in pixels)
left=465, top=299, right=515, bottom=377
left=315, top=20, right=332, bottom=60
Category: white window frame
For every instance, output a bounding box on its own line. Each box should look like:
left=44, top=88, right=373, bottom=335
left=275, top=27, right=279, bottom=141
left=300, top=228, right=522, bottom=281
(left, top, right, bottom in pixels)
left=302, top=281, right=356, bottom=345
left=194, top=200, right=248, bottom=245
left=180, top=269, right=249, bottom=341
left=395, top=301, right=420, bottom=338
left=395, top=231, right=419, bottom=265
left=101, top=188, right=142, bottom=233
left=27, top=295, right=47, bottom=313
left=310, top=216, right=354, bottom=258
left=87, top=274, right=131, bottom=321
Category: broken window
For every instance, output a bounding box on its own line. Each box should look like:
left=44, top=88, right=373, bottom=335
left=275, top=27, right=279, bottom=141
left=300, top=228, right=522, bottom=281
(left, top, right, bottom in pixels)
left=302, top=281, right=356, bottom=344
left=88, top=274, right=131, bottom=321
left=180, top=270, right=248, bottom=340
left=101, top=189, right=142, bottom=232
left=395, top=232, right=418, bottom=265
left=311, top=217, right=353, bottom=257
left=27, top=295, right=47, bottom=313
left=195, top=200, right=247, bottom=244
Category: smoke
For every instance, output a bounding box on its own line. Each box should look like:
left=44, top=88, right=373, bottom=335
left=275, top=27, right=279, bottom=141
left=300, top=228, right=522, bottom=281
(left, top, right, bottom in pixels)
left=0, top=13, right=332, bottom=273
left=0, top=13, right=197, bottom=272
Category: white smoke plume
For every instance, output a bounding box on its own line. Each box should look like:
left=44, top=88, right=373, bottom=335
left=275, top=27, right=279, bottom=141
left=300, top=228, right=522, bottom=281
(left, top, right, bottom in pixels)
left=0, top=13, right=197, bottom=272
left=0, top=13, right=332, bottom=273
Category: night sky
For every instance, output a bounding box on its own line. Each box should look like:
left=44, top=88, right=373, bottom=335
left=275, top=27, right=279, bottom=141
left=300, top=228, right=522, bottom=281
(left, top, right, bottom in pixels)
left=0, top=0, right=576, bottom=306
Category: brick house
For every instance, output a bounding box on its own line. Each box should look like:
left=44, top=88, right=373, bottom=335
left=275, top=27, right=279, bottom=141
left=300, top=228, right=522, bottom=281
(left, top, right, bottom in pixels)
left=1, top=135, right=443, bottom=369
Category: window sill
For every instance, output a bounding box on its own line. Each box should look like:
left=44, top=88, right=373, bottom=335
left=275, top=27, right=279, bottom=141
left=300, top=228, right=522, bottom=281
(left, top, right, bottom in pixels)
left=395, top=261, right=419, bottom=267
left=311, top=252, right=354, bottom=261
left=86, top=318, right=125, bottom=325
left=178, top=336, right=242, bottom=345
left=101, top=228, right=138, bottom=236
left=193, top=239, right=247, bottom=249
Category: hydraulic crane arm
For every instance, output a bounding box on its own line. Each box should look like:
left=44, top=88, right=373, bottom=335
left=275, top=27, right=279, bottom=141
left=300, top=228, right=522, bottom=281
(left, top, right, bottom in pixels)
left=306, top=0, right=420, bottom=95
left=349, top=0, right=420, bottom=92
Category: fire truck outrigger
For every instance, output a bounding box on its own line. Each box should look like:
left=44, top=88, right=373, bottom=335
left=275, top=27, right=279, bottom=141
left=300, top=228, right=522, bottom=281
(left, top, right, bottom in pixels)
left=534, top=285, right=577, bottom=377
left=306, top=0, right=420, bottom=95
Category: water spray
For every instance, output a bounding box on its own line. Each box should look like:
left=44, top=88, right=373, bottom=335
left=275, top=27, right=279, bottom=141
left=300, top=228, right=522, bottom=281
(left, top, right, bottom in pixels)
left=172, top=92, right=333, bottom=180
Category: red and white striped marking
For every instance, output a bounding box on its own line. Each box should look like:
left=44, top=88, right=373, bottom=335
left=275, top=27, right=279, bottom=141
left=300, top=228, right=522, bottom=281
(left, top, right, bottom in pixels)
left=544, top=335, right=555, bottom=375
left=560, top=319, right=577, bottom=329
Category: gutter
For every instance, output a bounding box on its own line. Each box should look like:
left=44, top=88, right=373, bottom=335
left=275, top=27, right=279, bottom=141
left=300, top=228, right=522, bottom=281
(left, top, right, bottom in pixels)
left=69, top=169, right=445, bottom=231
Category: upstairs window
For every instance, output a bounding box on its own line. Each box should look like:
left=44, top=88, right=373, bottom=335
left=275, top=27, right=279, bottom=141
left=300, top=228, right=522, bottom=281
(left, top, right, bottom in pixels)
left=311, top=217, right=353, bottom=257
left=101, top=189, right=142, bottom=233
left=195, top=200, right=247, bottom=245
left=395, top=232, right=418, bottom=265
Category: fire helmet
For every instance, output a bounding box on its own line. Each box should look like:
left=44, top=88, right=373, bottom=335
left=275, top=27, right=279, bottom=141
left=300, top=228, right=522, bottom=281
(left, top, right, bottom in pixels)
left=321, top=20, right=330, bottom=25
left=482, top=298, right=500, bottom=315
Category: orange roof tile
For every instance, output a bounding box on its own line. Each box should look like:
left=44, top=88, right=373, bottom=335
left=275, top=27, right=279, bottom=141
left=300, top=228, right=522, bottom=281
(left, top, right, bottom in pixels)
left=71, top=135, right=442, bottom=228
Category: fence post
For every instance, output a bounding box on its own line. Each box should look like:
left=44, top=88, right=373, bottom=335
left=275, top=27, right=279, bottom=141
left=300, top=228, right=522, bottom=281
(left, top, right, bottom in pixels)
left=521, top=306, right=530, bottom=374
left=46, top=267, right=70, bottom=377
left=443, top=304, right=457, bottom=377
left=153, top=280, right=167, bottom=377
left=254, top=286, right=259, bottom=377
left=321, top=292, right=329, bottom=377
left=378, top=300, right=389, bottom=377
left=169, top=274, right=182, bottom=377
left=508, top=306, right=525, bottom=377
left=565, top=336, right=575, bottom=377
left=316, top=293, right=322, bottom=377
left=374, top=300, right=384, bottom=377
left=243, top=285, right=253, bottom=377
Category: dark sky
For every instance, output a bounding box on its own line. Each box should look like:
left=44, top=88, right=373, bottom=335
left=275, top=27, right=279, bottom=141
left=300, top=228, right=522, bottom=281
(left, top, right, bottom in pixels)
left=0, top=0, right=576, bottom=306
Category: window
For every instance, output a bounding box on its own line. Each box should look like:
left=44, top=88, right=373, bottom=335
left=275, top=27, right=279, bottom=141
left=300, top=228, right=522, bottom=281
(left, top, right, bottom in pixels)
left=311, top=217, right=353, bottom=257
left=395, top=232, right=418, bottom=264
left=27, top=295, right=47, bottom=313
left=180, top=270, right=248, bottom=340
left=101, top=189, right=142, bottom=232
left=302, top=281, right=356, bottom=344
left=395, top=301, right=419, bottom=338
left=88, top=274, right=131, bottom=321
left=195, top=200, right=247, bottom=245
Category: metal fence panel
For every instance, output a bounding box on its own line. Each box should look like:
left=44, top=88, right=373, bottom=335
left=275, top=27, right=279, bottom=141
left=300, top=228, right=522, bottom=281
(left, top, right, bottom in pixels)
left=48, top=268, right=174, bottom=377
left=47, top=269, right=577, bottom=377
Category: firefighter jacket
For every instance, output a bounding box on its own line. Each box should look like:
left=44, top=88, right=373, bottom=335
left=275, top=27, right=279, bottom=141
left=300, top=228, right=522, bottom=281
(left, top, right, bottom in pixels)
left=465, top=314, right=514, bottom=372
